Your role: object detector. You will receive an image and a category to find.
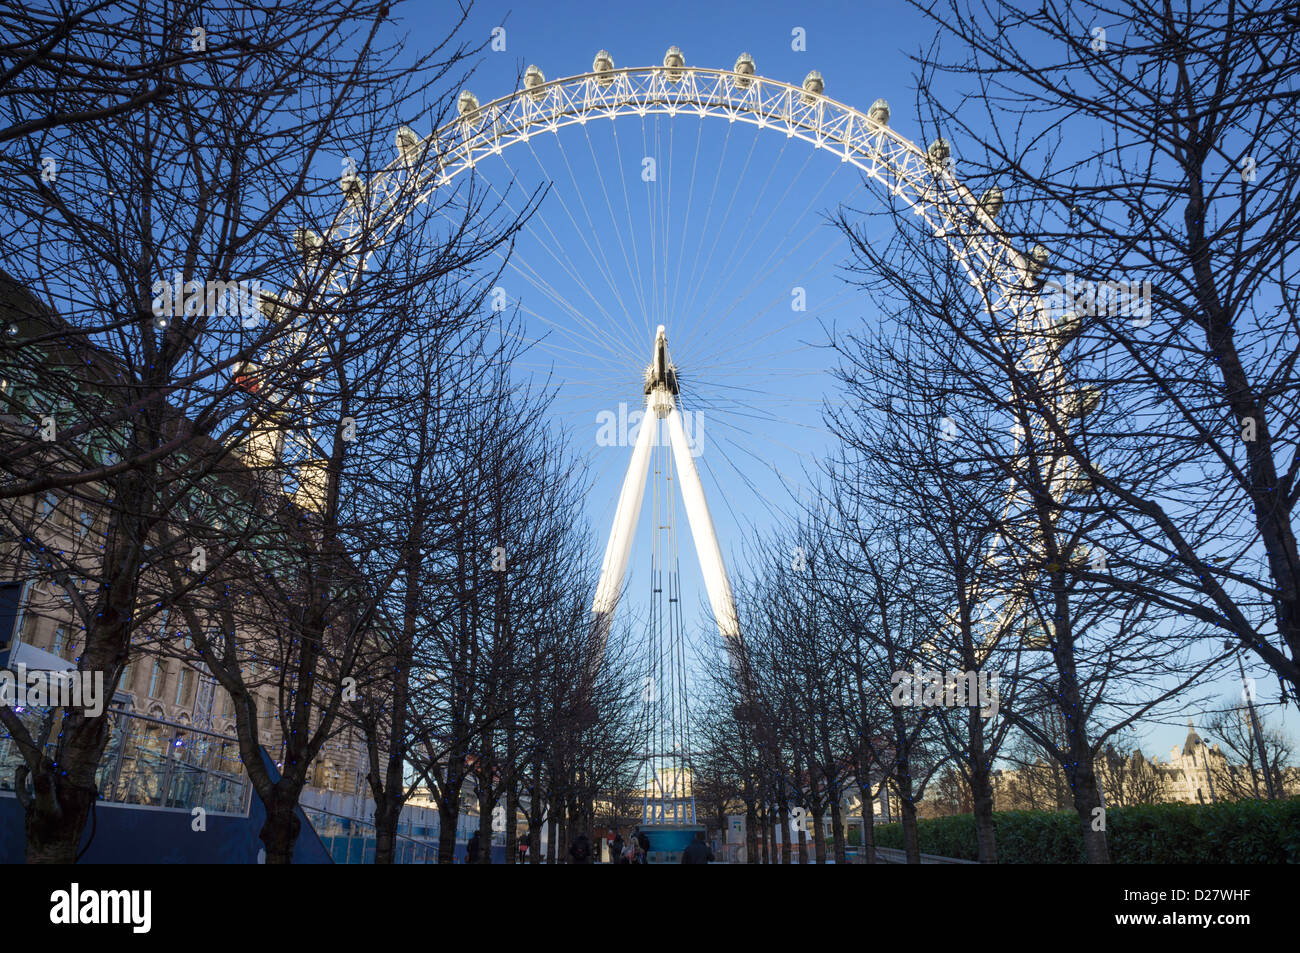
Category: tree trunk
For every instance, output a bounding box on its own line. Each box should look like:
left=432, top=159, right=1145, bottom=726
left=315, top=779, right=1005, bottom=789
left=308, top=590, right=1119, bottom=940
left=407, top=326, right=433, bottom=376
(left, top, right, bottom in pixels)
left=437, top=798, right=459, bottom=865
left=971, top=765, right=997, bottom=865
left=745, top=801, right=758, bottom=864
left=1071, top=754, right=1111, bottom=863
left=897, top=779, right=921, bottom=864
left=477, top=797, right=493, bottom=864
left=811, top=809, right=827, bottom=864
left=778, top=802, right=792, bottom=864
left=863, top=795, right=876, bottom=865
left=830, top=799, right=846, bottom=865
left=505, top=786, right=519, bottom=864
left=372, top=790, right=402, bottom=865
left=260, top=792, right=302, bottom=864
left=19, top=712, right=107, bottom=863
left=969, top=710, right=998, bottom=864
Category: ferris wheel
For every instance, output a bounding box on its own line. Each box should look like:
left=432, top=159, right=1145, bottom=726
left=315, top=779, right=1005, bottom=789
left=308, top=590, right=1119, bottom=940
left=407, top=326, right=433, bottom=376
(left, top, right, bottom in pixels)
left=272, top=46, right=1086, bottom=821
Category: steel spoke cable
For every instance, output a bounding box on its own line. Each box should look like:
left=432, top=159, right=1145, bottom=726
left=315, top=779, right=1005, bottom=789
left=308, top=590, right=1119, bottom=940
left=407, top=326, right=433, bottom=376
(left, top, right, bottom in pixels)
left=674, top=112, right=736, bottom=341
left=674, top=126, right=763, bottom=340
left=666, top=107, right=707, bottom=326
left=608, top=119, right=653, bottom=338
left=475, top=161, right=636, bottom=362
left=578, top=119, right=655, bottom=349
left=683, top=129, right=800, bottom=327
left=524, top=128, right=647, bottom=358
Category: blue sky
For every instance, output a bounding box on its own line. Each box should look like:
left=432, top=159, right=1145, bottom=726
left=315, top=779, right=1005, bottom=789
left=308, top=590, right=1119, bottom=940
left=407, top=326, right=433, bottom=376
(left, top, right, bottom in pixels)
left=395, top=0, right=1299, bottom=764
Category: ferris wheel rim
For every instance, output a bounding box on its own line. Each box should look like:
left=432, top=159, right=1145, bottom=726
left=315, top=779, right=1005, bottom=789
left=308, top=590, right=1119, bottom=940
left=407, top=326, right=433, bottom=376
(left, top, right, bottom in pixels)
left=313, top=64, right=1043, bottom=334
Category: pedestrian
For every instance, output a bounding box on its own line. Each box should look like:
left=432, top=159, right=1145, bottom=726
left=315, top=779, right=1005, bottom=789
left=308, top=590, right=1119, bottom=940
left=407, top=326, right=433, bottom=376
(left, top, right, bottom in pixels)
left=466, top=829, right=480, bottom=864
left=569, top=831, right=591, bottom=864
left=634, top=826, right=651, bottom=864
left=611, top=830, right=625, bottom=864
left=680, top=831, right=714, bottom=865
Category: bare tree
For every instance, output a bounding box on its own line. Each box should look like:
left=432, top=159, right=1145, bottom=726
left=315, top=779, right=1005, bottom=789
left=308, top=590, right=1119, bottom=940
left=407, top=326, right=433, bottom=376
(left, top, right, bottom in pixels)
left=0, top=0, right=521, bottom=863
left=903, top=0, right=1300, bottom=706
left=1206, top=697, right=1295, bottom=801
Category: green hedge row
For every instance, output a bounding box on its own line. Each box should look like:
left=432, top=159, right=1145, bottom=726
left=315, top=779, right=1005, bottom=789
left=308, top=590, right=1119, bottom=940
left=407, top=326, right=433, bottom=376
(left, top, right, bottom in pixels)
left=871, top=798, right=1300, bottom=863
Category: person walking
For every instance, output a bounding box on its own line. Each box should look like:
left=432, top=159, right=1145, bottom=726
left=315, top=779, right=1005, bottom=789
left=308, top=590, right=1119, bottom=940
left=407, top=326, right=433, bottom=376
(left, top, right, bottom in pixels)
left=569, top=831, right=592, bottom=864
left=466, top=830, right=480, bottom=864
left=611, top=830, right=625, bottom=864
left=634, top=826, right=651, bottom=864
left=680, top=831, right=714, bottom=865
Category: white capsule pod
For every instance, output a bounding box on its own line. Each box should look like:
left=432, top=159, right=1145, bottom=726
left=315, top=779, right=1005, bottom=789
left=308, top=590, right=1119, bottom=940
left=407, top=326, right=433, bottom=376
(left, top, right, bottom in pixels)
left=733, top=52, right=755, bottom=89
left=524, top=64, right=546, bottom=102
left=801, top=70, right=824, bottom=104
left=1050, top=309, right=1083, bottom=345
left=1061, top=386, right=1102, bottom=419
left=1021, top=622, right=1052, bottom=649
left=1058, top=459, right=1095, bottom=496
left=1026, top=242, right=1049, bottom=276
left=927, top=137, right=951, bottom=164
left=339, top=172, right=363, bottom=205
left=663, top=45, right=685, bottom=82
left=457, top=90, right=480, bottom=122
left=979, top=186, right=1003, bottom=219
left=395, top=125, right=421, bottom=162
left=294, top=228, right=322, bottom=260
left=795, top=69, right=826, bottom=104
left=592, top=49, right=615, bottom=87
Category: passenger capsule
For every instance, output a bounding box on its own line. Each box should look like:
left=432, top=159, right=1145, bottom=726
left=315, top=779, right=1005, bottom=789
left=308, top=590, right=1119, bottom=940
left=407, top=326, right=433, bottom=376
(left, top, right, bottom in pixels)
left=663, top=45, right=685, bottom=82
left=1027, top=242, right=1049, bottom=276
left=979, top=186, right=1003, bottom=219
left=927, top=138, right=951, bottom=164
left=457, top=90, right=480, bottom=121
left=524, top=65, right=546, bottom=102
left=339, top=172, right=363, bottom=205
left=801, top=70, right=824, bottom=104
left=733, top=52, right=755, bottom=89
left=1051, top=310, right=1083, bottom=344
left=867, top=98, right=890, bottom=126
left=593, top=50, right=616, bottom=87
left=1062, top=386, right=1102, bottom=419
left=294, top=228, right=322, bottom=259
left=395, top=125, right=421, bottom=162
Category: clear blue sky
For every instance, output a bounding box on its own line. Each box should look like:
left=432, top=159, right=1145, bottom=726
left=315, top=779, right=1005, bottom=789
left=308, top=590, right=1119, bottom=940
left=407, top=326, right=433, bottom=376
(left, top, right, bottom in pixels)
left=395, top=0, right=1298, bottom=765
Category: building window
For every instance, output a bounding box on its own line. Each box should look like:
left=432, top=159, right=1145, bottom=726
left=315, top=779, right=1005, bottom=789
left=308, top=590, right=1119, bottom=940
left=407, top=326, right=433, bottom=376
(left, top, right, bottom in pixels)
left=175, top=668, right=191, bottom=707
left=148, top=661, right=163, bottom=698
left=51, top=626, right=66, bottom=657
left=77, top=512, right=93, bottom=537
left=39, top=492, right=57, bottom=517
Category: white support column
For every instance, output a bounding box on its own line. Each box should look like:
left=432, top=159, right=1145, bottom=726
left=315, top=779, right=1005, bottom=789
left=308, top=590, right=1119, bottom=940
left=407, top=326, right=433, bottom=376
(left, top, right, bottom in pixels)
left=590, top=392, right=657, bottom=655
left=666, top=402, right=741, bottom=645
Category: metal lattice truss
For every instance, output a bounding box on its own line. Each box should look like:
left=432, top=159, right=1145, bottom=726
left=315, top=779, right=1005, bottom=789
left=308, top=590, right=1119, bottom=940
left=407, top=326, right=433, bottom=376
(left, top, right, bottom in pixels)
left=279, top=64, right=1084, bottom=657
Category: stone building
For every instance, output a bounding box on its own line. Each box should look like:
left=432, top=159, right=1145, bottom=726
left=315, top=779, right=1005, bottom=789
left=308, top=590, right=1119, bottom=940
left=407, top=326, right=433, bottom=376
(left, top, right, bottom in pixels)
left=0, top=276, right=371, bottom=803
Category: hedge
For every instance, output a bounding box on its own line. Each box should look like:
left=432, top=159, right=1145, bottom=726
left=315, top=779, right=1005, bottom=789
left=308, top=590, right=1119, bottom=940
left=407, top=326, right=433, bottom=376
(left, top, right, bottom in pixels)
left=871, top=798, right=1300, bottom=863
